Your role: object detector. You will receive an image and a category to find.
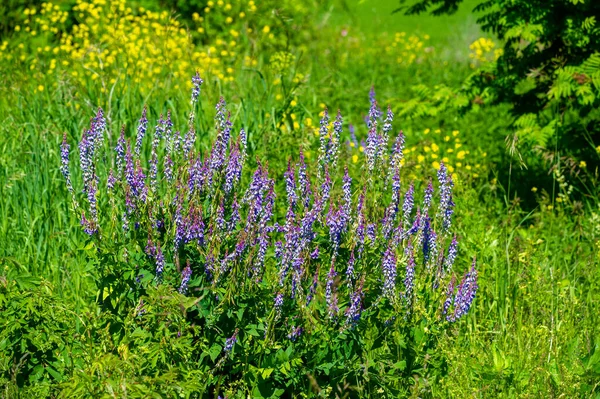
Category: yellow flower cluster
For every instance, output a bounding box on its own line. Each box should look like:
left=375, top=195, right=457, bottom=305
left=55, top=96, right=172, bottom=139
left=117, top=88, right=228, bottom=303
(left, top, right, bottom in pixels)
left=406, top=128, right=486, bottom=179
left=345, top=127, right=487, bottom=180
left=384, top=32, right=431, bottom=66
left=332, top=30, right=431, bottom=69
left=469, top=37, right=503, bottom=67
left=1, top=0, right=315, bottom=96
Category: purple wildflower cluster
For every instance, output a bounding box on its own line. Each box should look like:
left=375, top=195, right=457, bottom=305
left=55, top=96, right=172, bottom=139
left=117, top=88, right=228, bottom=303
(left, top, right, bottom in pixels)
left=317, top=109, right=343, bottom=177
left=443, top=259, right=478, bottom=322
left=61, top=76, right=478, bottom=347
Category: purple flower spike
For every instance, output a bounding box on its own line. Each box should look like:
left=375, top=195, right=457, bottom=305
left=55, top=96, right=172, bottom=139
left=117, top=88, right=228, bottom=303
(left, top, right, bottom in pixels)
left=437, top=162, right=455, bottom=232
left=224, top=329, right=239, bottom=355
left=216, top=198, right=226, bottom=231
left=115, top=126, right=126, bottom=177
left=404, top=244, right=415, bottom=307
left=183, top=126, right=196, bottom=158
left=191, top=71, right=204, bottom=104
left=422, top=213, right=432, bottom=262
left=274, top=292, right=284, bottom=319
left=165, top=155, right=174, bottom=182
left=179, top=263, right=192, bottom=294
left=368, top=99, right=380, bottom=128
left=149, top=146, right=158, bottom=193
left=165, top=111, right=175, bottom=155
left=215, top=97, right=227, bottom=131
left=287, top=326, right=303, bottom=342
left=327, top=204, right=346, bottom=254
left=86, top=180, right=98, bottom=224
left=443, top=275, right=456, bottom=317
left=306, top=268, right=319, bottom=306
left=155, top=242, right=165, bottom=276
left=228, top=196, right=240, bottom=232
left=444, top=235, right=458, bottom=275
left=366, top=223, right=376, bottom=244
left=310, top=246, right=319, bottom=260
left=60, top=133, right=74, bottom=193
left=92, top=108, right=106, bottom=147
left=365, top=125, right=378, bottom=173
left=79, top=133, right=93, bottom=192
left=80, top=212, right=97, bottom=235
left=423, top=179, right=434, bottom=212
left=451, top=259, right=478, bottom=321
left=135, top=107, right=148, bottom=156
left=342, top=166, right=352, bottom=217
left=345, top=276, right=364, bottom=326
left=427, top=230, right=438, bottom=270
left=382, top=105, right=394, bottom=140
left=174, top=202, right=185, bottom=249
left=224, top=143, right=242, bottom=194
left=391, top=167, right=401, bottom=206
left=403, top=182, right=415, bottom=229
left=107, top=169, right=116, bottom=190
left=328, top=110, right=343, bottom=167
left=297, top=150, right=312, bottom=208
left=388, top=131, right=405, bottom=183
left=155, top=114, right=166, bottom=140
left=382, top=245, right=397, bottom=299
left=346, top=250, right=356, bottom=286
left=285, top=159, right=297, bottom=208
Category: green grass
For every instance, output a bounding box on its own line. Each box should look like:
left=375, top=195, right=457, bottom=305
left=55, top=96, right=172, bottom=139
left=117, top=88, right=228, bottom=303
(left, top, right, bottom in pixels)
left=330, top=0, right=483, bottom=59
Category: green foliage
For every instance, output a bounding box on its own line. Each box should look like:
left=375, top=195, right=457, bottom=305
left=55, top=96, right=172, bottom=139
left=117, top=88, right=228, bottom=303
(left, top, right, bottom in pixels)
left=401, top=0, right=600, bottom=155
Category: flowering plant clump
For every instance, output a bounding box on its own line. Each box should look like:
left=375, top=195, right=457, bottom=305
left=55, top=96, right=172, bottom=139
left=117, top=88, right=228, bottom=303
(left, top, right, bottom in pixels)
left=0, top=0, right=319, bottom=97
left=60, top=73, right=478, bottom=395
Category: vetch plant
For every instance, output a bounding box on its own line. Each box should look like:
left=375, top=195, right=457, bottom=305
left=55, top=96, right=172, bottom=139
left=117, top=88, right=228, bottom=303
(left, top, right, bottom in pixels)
left=60, top=72, right=478, bottom=395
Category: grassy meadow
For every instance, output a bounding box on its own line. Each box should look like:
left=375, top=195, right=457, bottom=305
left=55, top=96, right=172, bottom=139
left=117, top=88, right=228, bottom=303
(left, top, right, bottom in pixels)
left=0, top=0, right=599, bottom=397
